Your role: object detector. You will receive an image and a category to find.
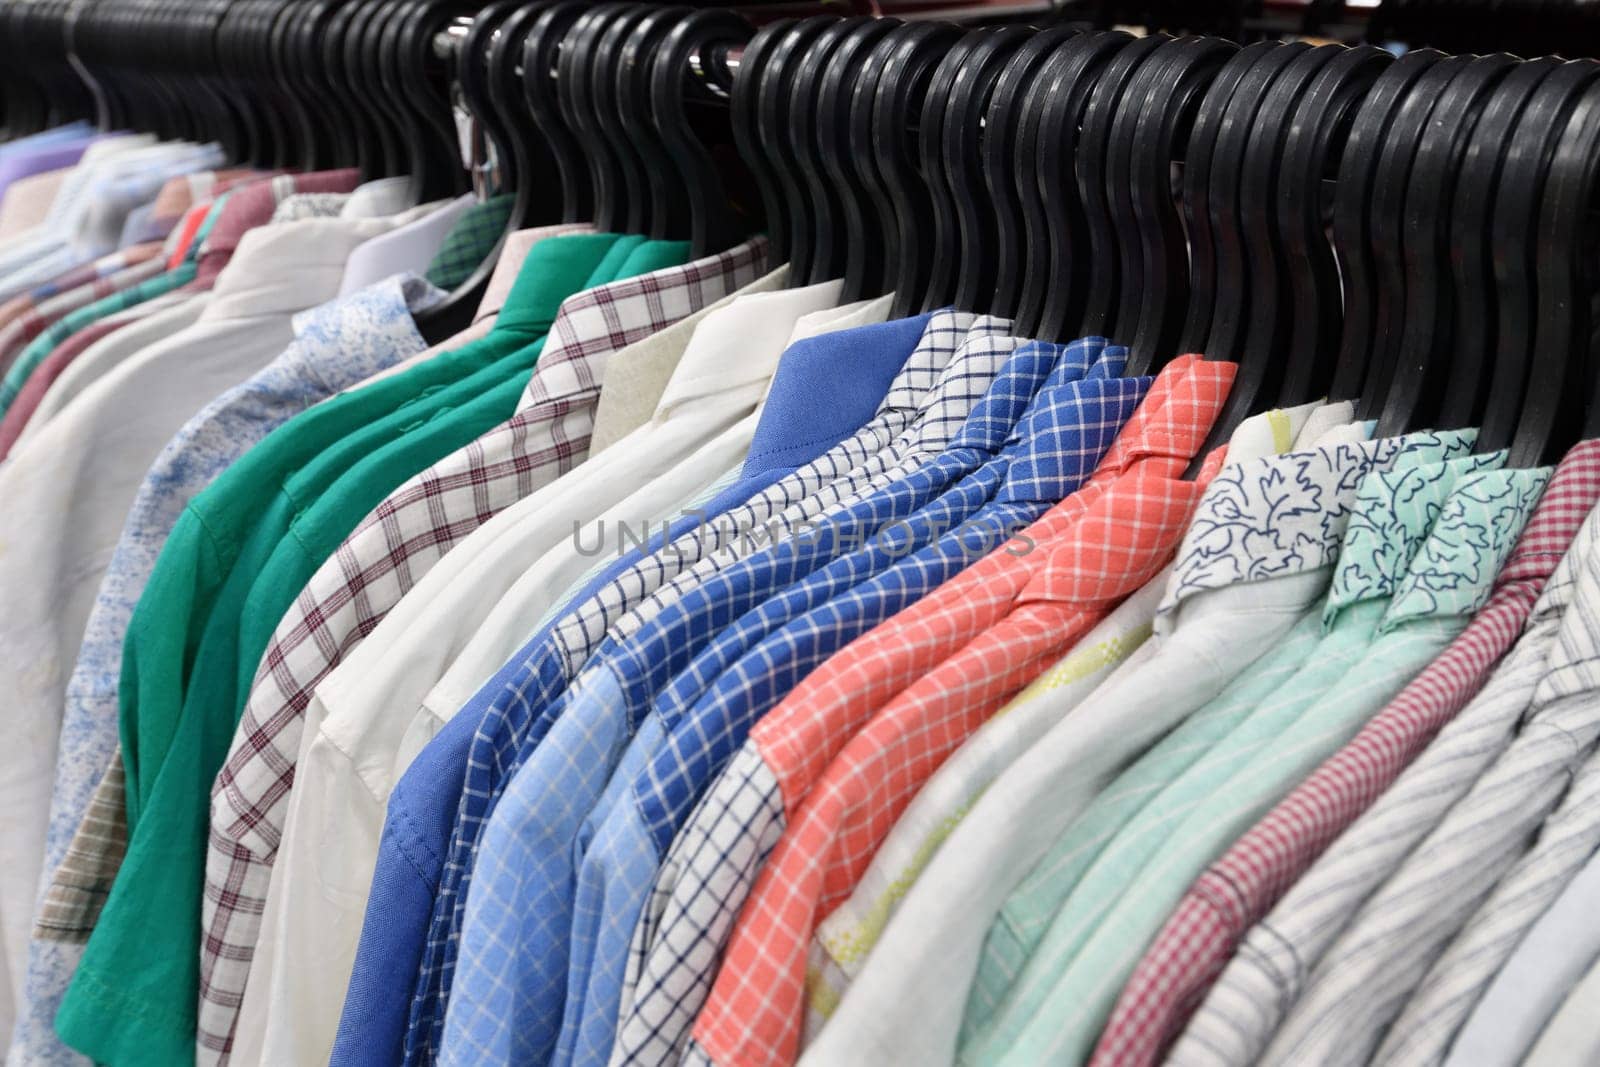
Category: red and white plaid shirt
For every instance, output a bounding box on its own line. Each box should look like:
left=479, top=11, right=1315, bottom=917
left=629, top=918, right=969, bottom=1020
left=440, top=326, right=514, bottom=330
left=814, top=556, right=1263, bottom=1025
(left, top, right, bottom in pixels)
left=688, top=356, right=1236, bottom=1067
left=1090, top=438, right=1600, bottom=1067
left=195, top=237, right=769, bottom=1061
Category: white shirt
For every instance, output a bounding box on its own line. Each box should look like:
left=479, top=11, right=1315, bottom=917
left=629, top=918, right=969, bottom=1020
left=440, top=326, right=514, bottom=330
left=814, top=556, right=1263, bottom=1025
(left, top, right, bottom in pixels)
left=15, top=290, right=210, bottom=451
left=337, top=194, right=470, bottom=296
left=235, top=280, right=864, bottom=1065
left=0, top=208, right=417, bottom=1038
left=1525, top=945, right=1600, bottom=1067
left=804, top=402, right=1333, bottom=1031
left=798, top=423, right=1477, bottom=1067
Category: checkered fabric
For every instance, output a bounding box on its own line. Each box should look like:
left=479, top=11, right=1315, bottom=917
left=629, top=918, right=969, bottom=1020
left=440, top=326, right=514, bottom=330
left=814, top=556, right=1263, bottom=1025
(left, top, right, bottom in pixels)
left=435, top=322, right=1029, bottom=1067
left=1097, top=441, right=1600, bottom=1067
left=31, top=755, right=126, bottom=943
left=685, top=356, right=1235, bottom=1067
left=425, top=195, right=515, bottom=288
left=195, top=238, right=768, bottom=1060
left=404, top=310, right=984, bottom=1061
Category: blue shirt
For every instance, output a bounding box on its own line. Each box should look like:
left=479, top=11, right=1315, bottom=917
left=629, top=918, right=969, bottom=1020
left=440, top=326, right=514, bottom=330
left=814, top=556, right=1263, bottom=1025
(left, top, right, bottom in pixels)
left=331, top=313, right=934, bottom=1067
left=544, top=342, right=1149, bottom=1067
left=434, top=338, right=1116, bottom=1067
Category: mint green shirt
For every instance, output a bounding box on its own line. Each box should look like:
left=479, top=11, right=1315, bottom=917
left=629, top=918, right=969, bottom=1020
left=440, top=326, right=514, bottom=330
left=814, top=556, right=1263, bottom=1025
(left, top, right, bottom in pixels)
left=958, top=431, right=1481, bottom=1055
left=987, top=462, right=1550, bottom=1067
left=62, top=233, right=630, bottom=1067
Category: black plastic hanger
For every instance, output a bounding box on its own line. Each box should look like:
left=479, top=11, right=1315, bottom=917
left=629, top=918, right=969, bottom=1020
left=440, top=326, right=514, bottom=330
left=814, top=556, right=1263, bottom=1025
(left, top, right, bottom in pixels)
left=558, top=6, right=633, bottom=235
left=1356, top=53, right=1472, bottom=421
left=1172, top=39, right=1283, bottom=358
left=1376, top=53, right=1519, bottom=437
left=1511, top=78, right=1600, bottom=465
left=1273, top=45, right=1394, bottom=406
left=587, top=5, right=662, bottom=236
left=938, top=25, right=1034, bottom=314
left=731, top=19, right=802, bottom=267
left=881, top=22, right=974, bottom=320
left=1230, top=44, right=1347, bottom=409
left=1121, top=35, right=1239, bottom=375
left=524, top=3, right=594, bottom=226
left=761, top=17, right=851, bottom=285
left=332, top=0, right=403, bottom=177
left=1479, top=62, right=1600, bottom=455
left=787, top=17, right=877, bottom=284
left=910, top=28, right=993, bottom=313
left=1325, top=49, right=1446, bottom=405
left=617, top=6, right=696, bottom=240
left=853, top=21, right=965, bottom=306
left=982, top=26, right=1080, bottom=324
left=1434, top=57, right=1560, bottom=432
left=808, top=18, right=899, bottom=291
left=648, top=9, right=755, bottom=256
left=481, top=1, right=559, bottom=231
left=1014, top=31, right=1132, bottom=342
left=1040, top=31, right=1170, bottom=343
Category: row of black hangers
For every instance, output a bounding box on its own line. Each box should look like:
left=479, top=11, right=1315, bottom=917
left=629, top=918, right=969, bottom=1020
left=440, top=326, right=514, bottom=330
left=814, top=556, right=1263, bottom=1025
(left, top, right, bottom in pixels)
left=2, top=2, right=1598, bottom=473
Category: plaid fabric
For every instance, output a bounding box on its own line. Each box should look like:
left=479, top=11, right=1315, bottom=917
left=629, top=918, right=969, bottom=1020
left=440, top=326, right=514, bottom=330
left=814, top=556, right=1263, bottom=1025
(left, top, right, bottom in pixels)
left=687, top=357, right=1235, bottom=1067
left=426, top=195, right=515, bottom=289
left=25, top=240, right=166, bottom=304
left=438, top=333, right=1073, bottom=1067
left=1097, top=440, right=1600, bottom=1067
left=196, top=238, right=768, bottom=1061
left=31, top=756, right=126, bottom=943
left=406, top=309, right=980, bottom=1062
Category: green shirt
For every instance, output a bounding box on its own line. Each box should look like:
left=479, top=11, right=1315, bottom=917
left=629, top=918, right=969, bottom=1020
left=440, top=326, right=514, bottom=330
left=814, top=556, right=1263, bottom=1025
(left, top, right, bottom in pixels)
left=57, top=232, right=633, bottom=1067
left=987, top=462, right=1549, bottom=1067
left=959, top=432, right=1481, bottom=1056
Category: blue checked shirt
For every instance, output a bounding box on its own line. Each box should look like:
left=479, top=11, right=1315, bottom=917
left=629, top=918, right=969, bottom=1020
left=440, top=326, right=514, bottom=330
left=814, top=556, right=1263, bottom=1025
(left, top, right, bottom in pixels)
left=549, top=341, right=1144, bottom=1067
left=433, top=325, right=1035, bottom=1067
left=606, top=354, right=1156, bottom=1067
left=336, top=312, right=940, bottom=1067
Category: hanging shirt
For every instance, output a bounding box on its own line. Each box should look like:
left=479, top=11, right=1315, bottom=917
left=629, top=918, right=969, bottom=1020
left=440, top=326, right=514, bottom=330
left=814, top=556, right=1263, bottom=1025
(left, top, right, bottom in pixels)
left=685, top=356, right=1234, bottom=1067
left=197, top=238, right=764, bottom=1065
left=805, top=399, right=1335, bottom=1032
left=1175, top=457, right=1599, bottom=1067
left=1262, top=488, right=1600, bottom=1067
left=743, top=425, right=1471, bottom=1067
left=0, top=189, right=404, bottom=1055
left=996, top=465, right=1547, bottom=1067
left=1521, top=936, right=1600, bottom=1067
left=1378, top=743, right=1600, bottom=1065
left=334, top=305, right=933, bottom=1067
left=339, top=193, right=474, bottom=297
left=568, top=342, right=1156, bottom=1067
left=6, top=273, right=442, bottom=1067
left=1104, top=439, right=1600, bottom=1067
left=0, top=243, right=165, bottom=380
left=424, top=194, right=515, bottom=288
left=958, top=449, right=1507, bottom=1063
left=48, top=232, right=619, bottom=1067
left=445, top=335, right=1116, bottom=1067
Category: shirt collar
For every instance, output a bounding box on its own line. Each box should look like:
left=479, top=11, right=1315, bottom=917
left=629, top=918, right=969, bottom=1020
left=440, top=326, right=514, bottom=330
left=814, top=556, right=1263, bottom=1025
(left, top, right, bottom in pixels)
left=474, top=223, right=596, bottom=325
left=1156, top=428, right=1480, bottom=628
left=1381, top=466, right=1551, bottom=633
left=1225, top=399, right=1326, bottom=457
left=995, top=370, right=1151, bottom=507
left=947, top=340, right=1070, bottom=454
left=339, top=176, right=416, bottom=219
left=655, top=276, right=843, bottom=422
left=490, top=231, right=630, bottom=336
left=1496, top=439, right=1600, bottom=588
left=1094, top=354, right=1238, bottom=480
left=285, top=273, right=443, bottom=392
left=1322, top=451, right=1509, bottom=628
left=1528, top=499, right=1600, bottom=707
left=197, top=214, right=401, bottom=323
left=514, top=236, right=770, bottom=412
left=741, top=310, right=936, bottom=476
left=900, top=330, right=1020, bottom=454
left=872, top=309, right=983, bottom=415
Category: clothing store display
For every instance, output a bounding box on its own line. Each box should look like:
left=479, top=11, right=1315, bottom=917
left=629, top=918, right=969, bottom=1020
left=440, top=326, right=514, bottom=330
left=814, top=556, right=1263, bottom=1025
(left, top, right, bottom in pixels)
left=5, top=9, right=1600, bottom=1067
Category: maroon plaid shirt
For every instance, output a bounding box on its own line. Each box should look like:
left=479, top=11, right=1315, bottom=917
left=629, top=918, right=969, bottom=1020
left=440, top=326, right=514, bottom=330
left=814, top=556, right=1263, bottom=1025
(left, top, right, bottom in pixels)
left=1090, top=438, right=1600, bottom=1067
left=195, top=236, right=770, bottom=1062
